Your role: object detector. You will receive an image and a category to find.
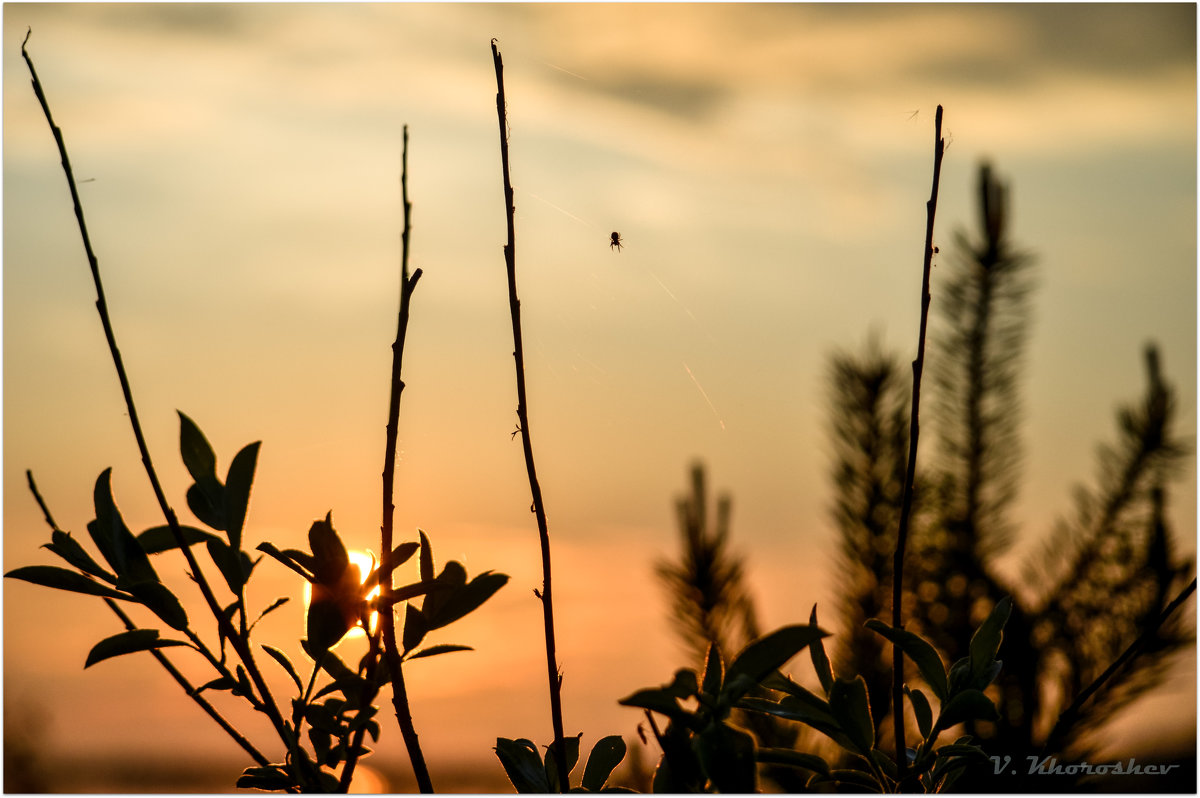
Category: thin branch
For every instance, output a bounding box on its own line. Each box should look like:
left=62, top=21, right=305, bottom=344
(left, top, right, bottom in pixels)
left=25, top=470, right=269, bottom=767
left=20, top=30, right=289, bottom=746
left=343, top=125, right=430, bottom=793
left=491, top=38, right=569, bottom=789
left=892, top=104, right=945, bottom=777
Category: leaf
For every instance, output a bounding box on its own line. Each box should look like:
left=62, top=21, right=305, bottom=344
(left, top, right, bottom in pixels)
left=701, top=642, right=723, bottom=697
left=124, top=580, right=189, bottom=631
left=723, top=624, right=829, bottom=704
left=44, top=529, right=116, bottom=582
left=418, top=529, right=434, bottom=583
left=256, top=542, right=315, bottom=581
left=262, top=645, right=304, bottom=693
left=906, top=686, right=934, bottom=739
left=828, top=676, right=874, bottom=755
left=968, top=596, right=1012, bottom=683
left=544, top=732, right=582, bottom=792
left=250, top=597, right=290, bottom=631
left=90, top=470, right=159, bottom=584
left=178, top=411, right=217, bottom=483
left=756, top=747, right=831, bottom=776
left=308, top=513, right=350, bottom=584
left=934, top=689, right=998, bottom=732
left=401, top=603, right=429, bottom=653
left=6, top=565, right=131, bottom=600
left=85, top=629, right=189, bottom=668
left=137, top=525, right=221, bottom=554
left=809, top=605, right=834, bottom=695
left=865, top=619, right=949, bottom=701
left=186, top=480, right=225, bottom=531
left=206, top=538, right=249, bottom=595
left=425, top=570, right=509, bottom=630
left=617, top=688, right=689, bottom=723
left=222, top=441, right=260, bottom=550
left=581, top=735, right=627, bottom=792
left=407, top=643, right=473, bottom=660
left=390, top=541, right=420, bottom=568
left=495, top=737, right=551, bottom=793
left=237, top=765, right=294, bottom=792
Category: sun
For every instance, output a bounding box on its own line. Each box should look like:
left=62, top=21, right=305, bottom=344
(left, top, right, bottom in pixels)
left=302, top=550, right=381, bottom=644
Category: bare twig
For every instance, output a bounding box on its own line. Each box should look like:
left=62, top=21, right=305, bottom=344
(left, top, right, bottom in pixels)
left=341, top=125, right=430, bottom=793
left=490, top=38, right=570, bottom=789
left=25, top=470, right=270, bottom=767
left=892, top=104, right=945, bottom=777
left=20, top=29, right=289, bottom=747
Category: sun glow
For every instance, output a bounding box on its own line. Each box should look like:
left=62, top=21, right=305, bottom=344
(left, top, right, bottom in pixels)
left=302, top=550, right=381, bottom=644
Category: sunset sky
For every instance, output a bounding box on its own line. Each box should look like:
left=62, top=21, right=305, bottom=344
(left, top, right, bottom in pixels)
left=4, top=3, right=1196, bottom=790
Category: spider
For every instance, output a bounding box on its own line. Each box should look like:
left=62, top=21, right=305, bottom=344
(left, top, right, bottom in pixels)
left=609, top=231, right=623, bottom=252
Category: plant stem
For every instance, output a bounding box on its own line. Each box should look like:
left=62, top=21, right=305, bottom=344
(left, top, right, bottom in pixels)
left=892, top=104, right=945, bottom=778
left=490, top=38, right=570, bottom=790
left=351, top=124, right=431, bottom=793
left=20, top=29, right=290, bottom=747
left=25, top=470, right=270, bottom=767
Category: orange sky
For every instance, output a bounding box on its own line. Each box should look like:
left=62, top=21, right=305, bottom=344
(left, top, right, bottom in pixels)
left=4, top=3, right=1196, bottom=790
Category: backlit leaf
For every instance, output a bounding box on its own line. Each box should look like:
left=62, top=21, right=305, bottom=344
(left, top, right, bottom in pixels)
left=724, top=624, right=828, bottom=704
left=495, top=737, right=550, bottom=793
left=6, top=565, right=130, bottom=600
left=865, top=619, right=949, bottom=701
left=581, top=735, right=627, bottom=792
left=85, top=629, right=189, bottom=668
left=44, top=529, right=116, bottom=582
left=222, top=441, right=260, bottom=550
left=138, top=524, right=220, bottom=554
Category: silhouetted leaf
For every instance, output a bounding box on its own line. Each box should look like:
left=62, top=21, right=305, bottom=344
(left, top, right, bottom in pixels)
left=390, top=541, right=420, bottom=568
left=237, top=765, right=293, bottom=792
left=701, top=642, right=723, bottom=697
left=178, top=412, right=217, bottom=483
left=809, top=605, right=834, bottom=695
left=865, top=619, right=949, bottom=701
left=308, top=513, right=350, bottom=584
left=192, top=675, right=236, bottom=695
left=617, top=688, right=689, bottom=723
left=250, top=597, right=290, bottom=631
left=137, top=524, right=220, bottom=554
left=206, top=538, right=251, bottom=595
left=934, top=688, right=997, bottom=731
left=418, top=529, right=434, bottom=583
left=825, top=768, right=882, bottom=791
left=581, top=735, right=627, bottom=792
left=44, top=529, right=116, bottom=582
left=262, top=644, right=303, bottom=693
left=223, top=441, right=260, bottom=550
left=85, top=629, right=189, bottom=668
left=828, top=676, right=874, bottom=755
left=256, top=542, right=315, bottom=581
left=186, top=480, right=225, bottom=531
left=906, top=686, right=933, bottom=738
left=407, top=644, right=473, bottom=660
left=6, top=565, right=130, bottom=600
left=496, top=737, right=551, bottom=793
left=724, top=624, right=828, bottom=704
left=756, top=747, right=831, bottom=776
left=90, top=470, right=158, bottom=584
left=426, top=570, right=508, bottom=630
left=124, top=579, right=189, bottom=630
left=402, top=604, right=429, bottom=652
left=968, top=596, right=1011, bottom=682
left=544, top=732, right=582, bottom=792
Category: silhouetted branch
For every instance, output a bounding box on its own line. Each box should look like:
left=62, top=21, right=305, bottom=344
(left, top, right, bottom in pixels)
left=491, top=38, right=569, bottom=789
left=345, top=125, right=429, bottom=794
left=19, top=30, right=289, bottom=745
left=25, top=469, right=270, bottom=768
left=892, top=104, right=945, bottom=774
